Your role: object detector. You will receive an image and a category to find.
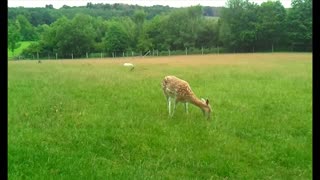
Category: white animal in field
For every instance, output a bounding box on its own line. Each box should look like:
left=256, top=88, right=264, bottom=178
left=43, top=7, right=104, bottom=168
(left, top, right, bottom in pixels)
left=123, top=63, right=134, bottom=71
left=162, top=75, right=212, bottom=119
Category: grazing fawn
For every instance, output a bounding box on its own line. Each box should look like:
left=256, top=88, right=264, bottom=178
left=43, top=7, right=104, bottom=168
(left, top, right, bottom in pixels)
left=162, top=75, right=212, bottom=119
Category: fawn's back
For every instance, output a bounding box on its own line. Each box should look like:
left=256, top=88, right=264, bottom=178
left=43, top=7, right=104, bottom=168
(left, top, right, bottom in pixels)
left=162, top=76, right=194, bottom=102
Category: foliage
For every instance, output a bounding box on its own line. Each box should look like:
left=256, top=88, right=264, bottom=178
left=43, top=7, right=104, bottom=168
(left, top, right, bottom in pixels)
left=220, top=0, right=259, bottom=51
left=57, top=14, right=96, bottom=57
left=153, top=5, right=204, bottom=50
left=145, top=15, right=170, bottom=50
left=196, top=17, right=219, bottom=48
left=8, top=4, right=178, bottom=26
left=16, top=15, right=38, bottom=41
left=9, top=42, right=36, bottom=59
left=21, top=42, right=42, bottom=58
left=256, top=1, right=287, bottom=50
left=136, top=32, right=152, bottom=52
left=8, top=1, right=313, bottom=56
left=104, top=21, right=130, bottom=53
left=8, top=20, right=21, bottom=56
left=118, top=17, right=136, bottom=50
left=286, top=0, right=312, bottom=51
left=35, top=14, right=96, bottom=58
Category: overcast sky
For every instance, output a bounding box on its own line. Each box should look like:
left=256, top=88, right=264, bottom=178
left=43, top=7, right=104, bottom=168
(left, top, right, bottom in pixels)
left=8, top=0, right=292, bottom=8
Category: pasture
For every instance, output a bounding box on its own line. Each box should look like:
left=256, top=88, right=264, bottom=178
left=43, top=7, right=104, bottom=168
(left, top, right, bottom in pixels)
left=8, top=53, right=312, bottom=179
left=8, top=41, right=33, bottom=59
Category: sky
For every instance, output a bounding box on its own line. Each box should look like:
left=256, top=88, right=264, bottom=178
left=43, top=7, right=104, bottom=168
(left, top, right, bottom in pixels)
left=8, top=0, right=292, bottom=8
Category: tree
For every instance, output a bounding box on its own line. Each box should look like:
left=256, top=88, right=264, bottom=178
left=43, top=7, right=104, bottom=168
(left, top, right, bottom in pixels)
left=286, top=0, right=312, bottom=51
left=16, top=15, right=37, bottom=41
left=91, top=17, right=108, bottom=52
left=145, top=15, right=168, bottom=50
left=45, top=4, right=54, bottom=9
left=8, top=20, right=21, bottom=56
left=132, top=10, right=146, bottom=27
left=104, top=22, right=130, bottom=54
left=40, top=16, right=69, bottom=55
left=132, top=10, right=147, bottom=49
left=256, top=1, right=286, bottom=51
left=156, top=6, right=203, bottom=50
left=21, top=42, right=42, bottom=58
left=203, top=6, right=214, bottom=16
left=37, top=14, right=96, bottom=58
left=29, top=8, right=56, bottom=26
left=35, top=24, right=50, bottom=40
left=220, top=0, right=259, bottom=51
left=218, top=19, right=233, bottom=49
left=55, top=14, right=96, bottom=57
left=136, top=30, right=152, bottom=53
left=196, top=18, right=219, bottom=48
left=107, top=17, right=137, bottom=51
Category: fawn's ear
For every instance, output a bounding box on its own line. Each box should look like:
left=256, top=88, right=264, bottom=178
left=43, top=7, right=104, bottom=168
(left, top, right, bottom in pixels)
left=206, top=99, right=209, bottom=105
left=201, top=98, right=206, bottom=103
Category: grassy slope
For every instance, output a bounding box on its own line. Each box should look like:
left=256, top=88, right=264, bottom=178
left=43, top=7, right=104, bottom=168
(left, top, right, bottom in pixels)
left=8, top=53, right=312, bottom=179
left=8, top=41, right=33, bottom=58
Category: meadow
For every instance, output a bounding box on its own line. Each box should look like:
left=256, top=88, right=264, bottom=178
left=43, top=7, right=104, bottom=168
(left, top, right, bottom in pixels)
left=8, top=53, right=312, bottom=179
left=8, top=41, right=33, bottom=59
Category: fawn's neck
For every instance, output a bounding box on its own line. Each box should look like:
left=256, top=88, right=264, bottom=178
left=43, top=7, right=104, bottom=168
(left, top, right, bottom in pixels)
left=189, top=96, right=206, bottom=110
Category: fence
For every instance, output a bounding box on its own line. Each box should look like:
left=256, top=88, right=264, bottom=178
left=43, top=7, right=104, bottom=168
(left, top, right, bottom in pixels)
left=11, top=47, right=228, bottom=60
left=10, top=45, right=312, bottom=60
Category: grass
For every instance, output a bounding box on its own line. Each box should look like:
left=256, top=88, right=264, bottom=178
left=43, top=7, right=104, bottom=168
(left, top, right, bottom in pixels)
left=8, top=53, right=312, bottom=179
left=8, top=41, right=33, bottom=59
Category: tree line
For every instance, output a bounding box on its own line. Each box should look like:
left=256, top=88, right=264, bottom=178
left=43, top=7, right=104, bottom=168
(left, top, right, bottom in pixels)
left=8, top=0, right=312, bottom=58
left=8, top=3, right=221, bottom=27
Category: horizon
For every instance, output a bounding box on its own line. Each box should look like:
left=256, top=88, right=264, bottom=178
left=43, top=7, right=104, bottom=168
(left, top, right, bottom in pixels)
left=8, top=0, right=292, bottom=9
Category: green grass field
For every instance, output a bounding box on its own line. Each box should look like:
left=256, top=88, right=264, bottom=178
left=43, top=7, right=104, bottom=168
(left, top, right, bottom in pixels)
left=8, top=41, right=33, bottom=59
left=8, top=53, right=312, bottom=179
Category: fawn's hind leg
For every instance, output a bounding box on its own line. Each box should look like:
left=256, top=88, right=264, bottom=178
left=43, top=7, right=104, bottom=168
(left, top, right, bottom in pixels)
left=185, top=103, right=189, bottom=114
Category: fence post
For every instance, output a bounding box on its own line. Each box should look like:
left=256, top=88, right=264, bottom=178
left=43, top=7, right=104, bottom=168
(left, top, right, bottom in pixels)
left=272, top=43, right=274, bottom=53
left=56, top=53, right=58, bottom=60
left=168, top=49, right=170, bottom=56
left=33, top=55, right=34, bottom=60
left=48, top=53, right=50, bottom=59
left=157, top=50, right=159, bottom=56
left=218, top=46, right=220, bottom=54
left=72, top=53, right=73, bottom=59
left=202, top=47, right=203, bottom=55
left=185, top=47, right=188, bottom=55
left=253, top=47, right=254, bottom=53
left=132, top=51, right=134, bottom=57
left=123, top=52, right=125, bottom=57
left=86, top=52, right=88, bottom=58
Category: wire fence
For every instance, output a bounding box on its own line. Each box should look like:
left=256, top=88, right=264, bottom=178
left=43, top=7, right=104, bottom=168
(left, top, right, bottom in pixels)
left=11, top=47, right=223, bottom=60
left=10, top=45, right=312, bottom=61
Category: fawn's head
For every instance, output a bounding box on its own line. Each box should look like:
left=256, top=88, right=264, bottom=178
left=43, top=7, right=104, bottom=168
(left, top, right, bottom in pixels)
left=201, top=98, right=212, bottom=120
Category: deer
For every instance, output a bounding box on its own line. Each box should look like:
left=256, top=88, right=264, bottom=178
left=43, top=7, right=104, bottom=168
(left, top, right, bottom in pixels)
left=162, top=75, right=212, bottom=120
